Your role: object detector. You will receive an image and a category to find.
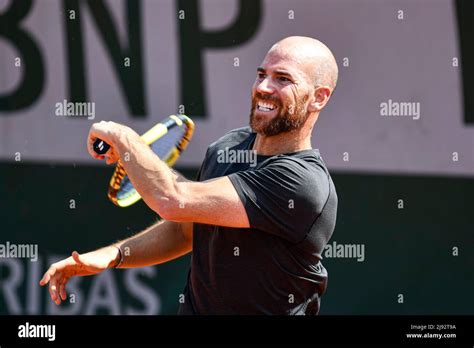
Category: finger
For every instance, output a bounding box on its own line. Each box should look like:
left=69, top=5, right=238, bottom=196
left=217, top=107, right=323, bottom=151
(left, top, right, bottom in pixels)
left=39, top=273, right=49, bottom=286
left=39, top=266, right=57, bottom=286
left=49, top=274, right=61, bottom=305
left=48, top=280, right=58, bottom=304
left=86, top=131, right=98, bottom=158
left=106, top=156, right=116, bottom=165
left=87, top=122, right=114, bottom=159
left=48, top=284, right=55, bottom=303
left=59, top=277, right=68, bottom=301
left=106, top=147, right=120, bottom=165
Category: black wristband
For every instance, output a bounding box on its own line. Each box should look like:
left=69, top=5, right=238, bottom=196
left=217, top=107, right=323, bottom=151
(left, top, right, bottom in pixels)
left=113, top=246, right=124, bottom=269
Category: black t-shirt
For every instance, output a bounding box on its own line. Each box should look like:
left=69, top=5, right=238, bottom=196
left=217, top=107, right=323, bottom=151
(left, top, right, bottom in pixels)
left=178, top=127, right=338, bottom=315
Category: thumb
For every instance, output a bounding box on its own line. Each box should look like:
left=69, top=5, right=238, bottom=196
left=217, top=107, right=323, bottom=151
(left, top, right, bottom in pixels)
left=72, top=251, right=86, bottom=265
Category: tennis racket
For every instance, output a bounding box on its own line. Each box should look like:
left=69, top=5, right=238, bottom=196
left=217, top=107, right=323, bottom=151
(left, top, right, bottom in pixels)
left=92, top=114, right=194, bottom=207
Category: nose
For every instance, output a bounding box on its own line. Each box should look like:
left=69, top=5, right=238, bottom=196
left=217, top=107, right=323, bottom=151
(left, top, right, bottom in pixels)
left=255, top=76, right=274, bottom=95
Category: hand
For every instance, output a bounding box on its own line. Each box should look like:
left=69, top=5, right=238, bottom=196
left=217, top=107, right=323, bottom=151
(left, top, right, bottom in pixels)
left=39, top=247, right=119, bottom=305
left=87, top=121, right=130, bottom=165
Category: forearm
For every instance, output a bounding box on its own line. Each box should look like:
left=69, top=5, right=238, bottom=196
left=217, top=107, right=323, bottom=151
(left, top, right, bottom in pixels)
left=112, top=220, right=193, bottom=269
left=114, top=129, right=181, bottom=215
left=88, top=122, right=249, bottom=228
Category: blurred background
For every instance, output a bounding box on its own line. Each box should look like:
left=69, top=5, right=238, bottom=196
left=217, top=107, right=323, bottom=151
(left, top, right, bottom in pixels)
left=0, top=0, right=473, bottom=315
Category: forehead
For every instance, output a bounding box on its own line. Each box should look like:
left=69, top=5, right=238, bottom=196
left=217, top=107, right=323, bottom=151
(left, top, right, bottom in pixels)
left=259, top=48, right=313, bottom=80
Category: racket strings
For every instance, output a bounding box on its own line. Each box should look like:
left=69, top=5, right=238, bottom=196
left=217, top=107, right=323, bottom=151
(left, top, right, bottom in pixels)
left=115, top=122, right=190, bottom=202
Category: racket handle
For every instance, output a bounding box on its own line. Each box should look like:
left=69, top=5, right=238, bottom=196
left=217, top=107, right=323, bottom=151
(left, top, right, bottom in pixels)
left=93, top=138, right=111, bottom=155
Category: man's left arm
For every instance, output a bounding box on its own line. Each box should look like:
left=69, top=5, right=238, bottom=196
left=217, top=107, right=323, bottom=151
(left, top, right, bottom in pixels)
left=87, top=121, right=250, bottom=228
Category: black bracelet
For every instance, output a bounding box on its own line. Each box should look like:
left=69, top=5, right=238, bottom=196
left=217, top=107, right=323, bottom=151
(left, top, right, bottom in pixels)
left=113, top=245, right=124, bottom=269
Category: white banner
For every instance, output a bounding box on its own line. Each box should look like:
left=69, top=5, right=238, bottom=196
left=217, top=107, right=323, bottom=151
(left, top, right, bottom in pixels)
left=0, top=0, right=472, bottom=176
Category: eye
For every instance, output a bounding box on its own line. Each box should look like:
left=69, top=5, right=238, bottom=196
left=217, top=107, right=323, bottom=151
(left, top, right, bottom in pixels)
left=278, top=76, right=291, bottom=82
left=257, top=72, right=266, bottom=79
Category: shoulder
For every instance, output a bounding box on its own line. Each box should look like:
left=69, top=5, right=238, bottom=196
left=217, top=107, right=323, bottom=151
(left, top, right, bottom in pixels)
left=263, top=151, right=329, bottom=181
left=198, top=127, right=254, bottom=179
left=207, top=127, right=253, bottom=153
left=259, top=152, right=333, bottom=205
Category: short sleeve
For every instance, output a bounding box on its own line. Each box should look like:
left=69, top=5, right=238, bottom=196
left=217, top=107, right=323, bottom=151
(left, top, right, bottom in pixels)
left=228, top=157, right=330, bottom=243
left=195, top=145, right=212, bottom=182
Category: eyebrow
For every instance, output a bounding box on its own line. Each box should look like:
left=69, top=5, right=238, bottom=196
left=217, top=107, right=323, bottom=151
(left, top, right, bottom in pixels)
left=257, top=67, right=295, bottom=81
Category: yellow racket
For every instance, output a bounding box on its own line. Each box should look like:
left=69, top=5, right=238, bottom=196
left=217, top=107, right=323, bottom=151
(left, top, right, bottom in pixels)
left=93, top=114, right=194, bottom=207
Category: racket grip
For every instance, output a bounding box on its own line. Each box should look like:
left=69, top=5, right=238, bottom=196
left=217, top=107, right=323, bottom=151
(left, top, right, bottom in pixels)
left=93, top=138, right=111, bottom=155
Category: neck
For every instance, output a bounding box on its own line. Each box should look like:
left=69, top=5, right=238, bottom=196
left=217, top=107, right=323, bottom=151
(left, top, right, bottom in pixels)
left=252, top=128, right=313, bottom=156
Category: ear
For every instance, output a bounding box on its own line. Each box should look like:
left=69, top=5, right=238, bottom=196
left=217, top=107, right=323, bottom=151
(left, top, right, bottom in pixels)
left=308, top=86, right=332, bottom=112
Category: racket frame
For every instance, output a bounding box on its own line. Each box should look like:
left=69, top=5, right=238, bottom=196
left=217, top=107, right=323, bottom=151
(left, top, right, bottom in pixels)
left=107, top=114, right=194, bottom=207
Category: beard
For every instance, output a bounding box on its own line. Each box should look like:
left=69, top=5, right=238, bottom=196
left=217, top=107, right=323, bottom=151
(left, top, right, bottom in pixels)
left=249, top=92, right=309, bottom=136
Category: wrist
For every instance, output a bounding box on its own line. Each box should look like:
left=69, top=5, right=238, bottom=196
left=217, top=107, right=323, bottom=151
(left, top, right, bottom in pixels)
left=107, top=245, right=123, bottom=269
left=114, top=126, right=139, bottom=158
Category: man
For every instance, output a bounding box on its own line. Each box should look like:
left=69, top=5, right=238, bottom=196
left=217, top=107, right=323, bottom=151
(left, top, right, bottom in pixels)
left=40, top=36, right=338, bottom=315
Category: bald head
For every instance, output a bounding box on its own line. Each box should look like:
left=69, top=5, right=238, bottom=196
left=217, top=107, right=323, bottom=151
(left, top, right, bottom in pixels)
left=250, top=36, right=337, bottom=136
left=268, top=36, right=338, bottom=90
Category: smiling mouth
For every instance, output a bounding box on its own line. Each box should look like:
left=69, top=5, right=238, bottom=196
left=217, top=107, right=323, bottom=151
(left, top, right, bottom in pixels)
left=256, top=101, right=278, bottom=113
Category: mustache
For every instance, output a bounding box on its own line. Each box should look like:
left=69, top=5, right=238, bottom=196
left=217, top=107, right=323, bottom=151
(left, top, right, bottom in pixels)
left=252, top=92, right=281, bottom=107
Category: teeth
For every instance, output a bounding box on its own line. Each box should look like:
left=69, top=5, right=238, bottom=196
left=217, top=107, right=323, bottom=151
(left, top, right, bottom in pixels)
left=257, top=101, right=276, bottom=112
